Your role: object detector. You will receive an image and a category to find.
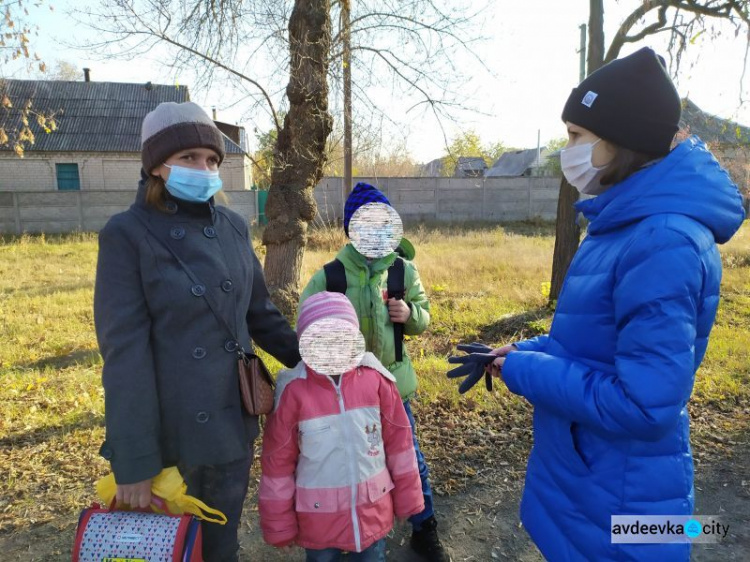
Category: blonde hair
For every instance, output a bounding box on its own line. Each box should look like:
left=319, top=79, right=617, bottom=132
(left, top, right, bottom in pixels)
left=144, top=174, right=229, bottom=210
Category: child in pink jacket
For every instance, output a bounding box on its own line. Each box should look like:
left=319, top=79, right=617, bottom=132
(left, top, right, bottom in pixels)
left=259, top=292, right=424, bottom=561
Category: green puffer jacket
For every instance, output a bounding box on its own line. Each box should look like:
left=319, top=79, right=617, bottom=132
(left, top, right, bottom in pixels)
left=299, top=243, right=430, bottom=399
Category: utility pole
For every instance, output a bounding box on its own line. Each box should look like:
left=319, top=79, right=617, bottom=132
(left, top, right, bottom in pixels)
left=579, top=23, right=587, bottom=82
left=536, top=128, right=541, bottom=170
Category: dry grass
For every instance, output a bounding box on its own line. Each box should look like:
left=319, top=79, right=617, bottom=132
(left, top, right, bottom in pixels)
left=1, top=222, right=748, bottom=539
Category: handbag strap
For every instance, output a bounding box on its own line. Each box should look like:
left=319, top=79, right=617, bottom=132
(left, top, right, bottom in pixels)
left=131, top=211, right=250, bottom=355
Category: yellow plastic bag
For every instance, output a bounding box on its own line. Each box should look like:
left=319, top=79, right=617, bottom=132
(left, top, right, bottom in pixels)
left=96, top=467, right=228, bottom=525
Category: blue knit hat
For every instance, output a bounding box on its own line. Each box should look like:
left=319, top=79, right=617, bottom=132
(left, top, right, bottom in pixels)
left=343, top=182, right=391, bottom=237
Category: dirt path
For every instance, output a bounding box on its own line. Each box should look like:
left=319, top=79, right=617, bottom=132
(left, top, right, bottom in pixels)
left=691, top=437, right=750, bottom=561
left=235, top=437, right=750, bottom=562
left=4, top=439, right=748, bottom=561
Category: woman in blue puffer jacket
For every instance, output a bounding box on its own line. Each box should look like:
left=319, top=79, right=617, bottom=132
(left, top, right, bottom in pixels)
left=489, top=48, right=745, bottom=561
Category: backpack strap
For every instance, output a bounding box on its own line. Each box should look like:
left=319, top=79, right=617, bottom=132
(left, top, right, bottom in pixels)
left=387, top=257, right=406, bottom=362
left=324, top=256, right=407, bottom=362
left=323, top=259, right=347, bottom=294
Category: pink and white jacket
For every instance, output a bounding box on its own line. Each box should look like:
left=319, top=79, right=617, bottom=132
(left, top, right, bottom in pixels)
left=259, top=352, right=424, bottom=552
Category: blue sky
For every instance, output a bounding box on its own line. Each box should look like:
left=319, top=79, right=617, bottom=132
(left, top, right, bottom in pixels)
left=6, top=0, right=750, bottom=162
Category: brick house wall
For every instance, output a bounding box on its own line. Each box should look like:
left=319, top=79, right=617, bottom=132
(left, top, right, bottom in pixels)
left=0, top=152, right=252, bottom=191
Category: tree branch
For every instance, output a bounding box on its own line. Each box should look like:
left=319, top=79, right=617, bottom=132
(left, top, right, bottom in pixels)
left=606, top=0, right=750, bottom=63
left=81, top=1, right=282, bottom=132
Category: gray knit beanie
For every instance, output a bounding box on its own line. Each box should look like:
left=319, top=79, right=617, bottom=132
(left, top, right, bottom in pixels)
left=141, top=101, right=226, bottom=173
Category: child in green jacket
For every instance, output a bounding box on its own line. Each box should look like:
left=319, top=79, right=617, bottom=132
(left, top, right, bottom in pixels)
left=300, top=182, right=450, bottom=561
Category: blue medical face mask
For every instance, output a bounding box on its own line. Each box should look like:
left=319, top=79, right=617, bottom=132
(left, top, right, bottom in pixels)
left=163, top=164, right=222, bottom=203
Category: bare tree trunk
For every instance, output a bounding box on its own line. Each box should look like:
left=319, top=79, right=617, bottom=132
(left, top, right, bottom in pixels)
left=263, top=0, right=333, bottom=318
left=549, top=0, right=605, bottom=304
left=342, top=0, right=353, bottom=199
left=588, top=0, right=605, bottom=71
left=550, top=178, right=581, bottom=301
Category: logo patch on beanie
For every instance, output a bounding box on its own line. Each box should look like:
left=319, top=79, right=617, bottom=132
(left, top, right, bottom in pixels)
left=581, top=91, right=598, bottom=108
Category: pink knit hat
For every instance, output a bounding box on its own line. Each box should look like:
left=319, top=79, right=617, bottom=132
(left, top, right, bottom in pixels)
left=297, top=292, right=360, bottom=340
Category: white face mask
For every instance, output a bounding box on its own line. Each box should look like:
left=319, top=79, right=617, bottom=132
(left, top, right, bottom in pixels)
left=561, top=139, right=608, bottom=195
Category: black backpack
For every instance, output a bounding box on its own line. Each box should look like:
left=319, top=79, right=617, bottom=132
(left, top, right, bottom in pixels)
left=323, top=256, right=406, bottom=362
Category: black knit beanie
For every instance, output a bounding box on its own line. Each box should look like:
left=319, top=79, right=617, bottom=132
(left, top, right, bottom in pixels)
left=561, top=47, right=681, bottom=156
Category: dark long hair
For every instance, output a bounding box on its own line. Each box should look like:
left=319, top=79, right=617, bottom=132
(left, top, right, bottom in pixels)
left=600, top=142, right=658, bottom=186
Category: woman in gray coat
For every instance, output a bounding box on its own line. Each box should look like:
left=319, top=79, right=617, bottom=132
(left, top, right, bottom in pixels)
left=94, top=101, right=301, bottom=561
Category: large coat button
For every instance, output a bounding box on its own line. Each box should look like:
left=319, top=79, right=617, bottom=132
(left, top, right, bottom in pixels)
left=170, top=227, right=185, bottom=240
left=196, top=411, right=210, bottom=423
left=203, top=226, right=217, bottom=238
left=99, top=443, right=114, bottom=460
left=191, top=284, right=206, bottom=297
left=224, top=339, right=239, bottom=353
left=221, top=280, right=234, bottom=292
left=165, top=201, right=178, bottom=214
left=192, top=347, right=206, bottom=359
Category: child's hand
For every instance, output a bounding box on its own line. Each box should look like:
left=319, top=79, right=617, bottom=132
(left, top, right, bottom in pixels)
left=388, top=298, right=411, bottom=323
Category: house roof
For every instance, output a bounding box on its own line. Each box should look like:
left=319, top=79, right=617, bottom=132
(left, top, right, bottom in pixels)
left=0, top=79, right=244, bottom=154
left=454, top=156, right=487, bottom=177
left=456, top=156, right=487, bottom=171
left=421, top=157, right=445, bottom=176
left=486, top=148, right=545, bottom=177
left=680, top=98, right=750, bottom=145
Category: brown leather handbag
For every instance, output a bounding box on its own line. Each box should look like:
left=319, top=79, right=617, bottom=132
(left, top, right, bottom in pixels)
left=238, top=352, right=275, bottom=416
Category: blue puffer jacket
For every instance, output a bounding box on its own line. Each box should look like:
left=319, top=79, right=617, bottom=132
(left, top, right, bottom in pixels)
left=503, top=136, right=745, bottom=561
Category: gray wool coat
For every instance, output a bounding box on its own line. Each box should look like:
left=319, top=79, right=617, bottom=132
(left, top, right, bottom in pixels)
left=94, top=180, right=301, bottom=484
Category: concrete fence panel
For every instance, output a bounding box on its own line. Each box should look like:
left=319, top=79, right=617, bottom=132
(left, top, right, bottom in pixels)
left=314, top=177, right=345, bottom=225
left=81, top=191, right=137, bottom=206
left=0, top=176, right=562, bottom=234
left=226, top=190, right=258, bottom=227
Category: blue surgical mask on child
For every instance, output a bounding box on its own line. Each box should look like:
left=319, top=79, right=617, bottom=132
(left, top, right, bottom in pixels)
left=163, top=164, right=223, bottom=203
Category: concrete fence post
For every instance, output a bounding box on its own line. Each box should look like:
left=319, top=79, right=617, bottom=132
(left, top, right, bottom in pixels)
left=482, top=178, right=489, bottom=220
left=13, top=192, right=21, bottom=235
left=434, top=177, right=440, bottom=221
left=528, top=177, right=533, bottom=219
left=77, top=191, right=85, bottom=231
left=340, top=177, right=345, bottom=221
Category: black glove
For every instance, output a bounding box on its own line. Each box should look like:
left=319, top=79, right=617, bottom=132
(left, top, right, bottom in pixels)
left=456, top=342, right=493, bottom=355
left=447, top=351, right=496, bottom=394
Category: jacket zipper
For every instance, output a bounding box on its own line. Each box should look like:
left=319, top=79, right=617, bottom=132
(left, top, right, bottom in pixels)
left=332, top=377, right=362, bottom=552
